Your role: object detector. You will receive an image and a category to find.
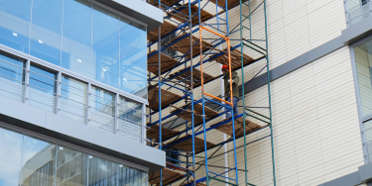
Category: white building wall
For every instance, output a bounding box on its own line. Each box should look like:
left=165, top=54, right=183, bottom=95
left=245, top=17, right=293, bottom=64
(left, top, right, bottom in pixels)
left=229, top=0, right=365, bottom=185
left=238, top=46, right=364, bottom=186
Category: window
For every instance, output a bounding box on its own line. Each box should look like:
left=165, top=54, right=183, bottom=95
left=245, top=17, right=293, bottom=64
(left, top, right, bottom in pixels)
left=0, top=53, right=24, bottom=100
left=362, top=0, right=368, bottom=6
left=0, top=127, right=148, bottom=186
left=353, top=36, right=372, bottom=162
left=60, top=76, right=87, bottom=121
left=117, top=96, right=143, bottom=141
left=28, top=65, right=56, bottom=111
left=89, top=86, right=115, bottom=132
left=0, top=0, right=147, bottom=97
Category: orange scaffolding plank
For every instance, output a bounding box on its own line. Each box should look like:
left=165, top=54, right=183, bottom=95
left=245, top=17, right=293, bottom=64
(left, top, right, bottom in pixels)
left=149, top=168, right=185, bottom=185
left=166, top=135, right=215, bottom=153
left=148, top=86, right=182, bottom=112
left=214, top=117, right=262, bottom=138
left=173, top=68, right=216, bottom=88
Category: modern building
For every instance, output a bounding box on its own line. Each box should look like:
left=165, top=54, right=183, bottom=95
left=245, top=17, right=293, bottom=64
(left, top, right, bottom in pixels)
left=0, top=0, right=164, bottom=186
left=1, top=0, right=372, bottom=186
left=143, top=0, right=372, bottom=186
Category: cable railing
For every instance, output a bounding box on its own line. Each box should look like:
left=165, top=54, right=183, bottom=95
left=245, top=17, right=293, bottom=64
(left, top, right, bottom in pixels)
left=0, top=51, right=146, bottom=144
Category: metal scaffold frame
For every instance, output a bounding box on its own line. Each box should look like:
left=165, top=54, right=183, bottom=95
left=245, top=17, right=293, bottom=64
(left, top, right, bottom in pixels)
left=146, top=0, right=276, bottom=185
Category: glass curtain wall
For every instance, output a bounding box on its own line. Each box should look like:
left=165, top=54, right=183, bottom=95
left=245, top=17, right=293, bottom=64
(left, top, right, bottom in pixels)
left=0, top=52, right=144, bottom=142
left=0, top=127, right=148, bottom=186
left=0, top=0, right=147, bottom=98
left=344, top=0, right=372, bottom=25
left=353, top=36, right=372, bottom=162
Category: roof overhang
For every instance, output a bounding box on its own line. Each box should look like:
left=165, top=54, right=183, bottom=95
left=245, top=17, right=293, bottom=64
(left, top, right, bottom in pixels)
left=95, top=0, right=163, bottom=28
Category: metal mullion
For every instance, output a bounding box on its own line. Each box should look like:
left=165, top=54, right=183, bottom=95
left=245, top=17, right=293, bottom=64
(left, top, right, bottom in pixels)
left=54, top=72, right=62, bottom=113
left=23, top=59, right=30, bottom=103
left=86, top=83, right=92, bottom=125
left=114, top=93, right=119, bottom=134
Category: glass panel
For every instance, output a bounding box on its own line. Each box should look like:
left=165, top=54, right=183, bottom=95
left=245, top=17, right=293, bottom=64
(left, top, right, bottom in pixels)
left=87, top=155, right=119, bottom=185
left=0, top=53, right=24, bottom=100
left=354, top=37, right=372, bottom=118
left=92, top=5, right=120, bottom=88
left=61, top=0, right=95, bottom=79
left=0, top=127, right=23, bottom=186
left=119, top=18, right=147, bottom=98
left=20, top=136, right=54, bottom=186
left=0, top=0, right=30, bottom=53
left=0, top=0, right=147, bottom=97
left=117, top=96, right=143, bottom=142
left=29, top=65, right=56, bottom=111
left=89, top=86, right=115, bottom=132
left=60, top=76, right=87, bottom=122
left=30, top=0, right=62, bottom=65
left=345, top=0, right=372, bottom=25
left=0, top=127, right=148, bottom=186
left=55, top=146, right=85, bottom=186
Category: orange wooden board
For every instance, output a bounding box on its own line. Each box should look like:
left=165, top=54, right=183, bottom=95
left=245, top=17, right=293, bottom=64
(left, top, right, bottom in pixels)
left=213, top=48, right=255, bottom=71
left=166, top=135, right=215, bottom=153
left=214, top=117, right=262, bottom=138
left=147, top=125, right=180, bottom=142
left=149, top=168, right=185, bottom=185
left=148, top=86, right=182, bottom=112
left=148, top=52, right=179, bottom=75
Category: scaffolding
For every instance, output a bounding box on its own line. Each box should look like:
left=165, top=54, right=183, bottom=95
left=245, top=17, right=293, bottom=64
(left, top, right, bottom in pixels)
left=146, top=0, right=276, bottom=185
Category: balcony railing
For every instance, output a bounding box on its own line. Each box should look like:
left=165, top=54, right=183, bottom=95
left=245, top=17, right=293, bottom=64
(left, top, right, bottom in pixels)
left=345, top=0, right=372, bottom=25
left=0, top=45, right=146, bottom=144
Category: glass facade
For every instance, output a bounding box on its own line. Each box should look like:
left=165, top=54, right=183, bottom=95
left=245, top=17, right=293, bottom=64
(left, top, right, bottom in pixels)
left=0, top=127, right=148, bottom=186
left=344, top=0, right=372, bottom=25
left=0, top=0, right=147, bottom=97
left=353, top=36, right=372, bottom=162
left=0, top=51, right=144, bottom=142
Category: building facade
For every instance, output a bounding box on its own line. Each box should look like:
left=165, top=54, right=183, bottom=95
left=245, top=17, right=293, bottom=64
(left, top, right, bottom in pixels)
left=238, top=0, right=372, bottom=185
left=0, top=0, right=164, bottom=185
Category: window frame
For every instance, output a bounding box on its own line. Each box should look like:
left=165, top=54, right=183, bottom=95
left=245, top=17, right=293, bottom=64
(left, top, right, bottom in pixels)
left=350, top=34, right=372, bottom=163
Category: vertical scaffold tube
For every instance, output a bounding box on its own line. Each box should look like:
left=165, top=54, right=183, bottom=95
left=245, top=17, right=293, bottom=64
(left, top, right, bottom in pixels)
left=263, top=0, right=277, bottom=185
left=239, top=0, right=249, bottom=185
left=157, top=1, right=163, bottom=186
left=188, top=0, right=196, bottom=185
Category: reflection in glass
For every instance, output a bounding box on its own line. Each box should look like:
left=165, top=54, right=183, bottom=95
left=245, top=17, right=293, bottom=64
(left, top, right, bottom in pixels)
left=20, top=136, right=53, bottom=186
left=61, top=0, right=95, bottom=78
left=0, top=53, right=24, bottom=100
left=118, top=96, right=143, bottom=142
left=0, top=0, right=30, bottom=53
left=29, top=65, right=56, bottom=111
left=0, top=127, right=148, bottom=186
left=55, top=147, right=85, bottom=186
left=92, top=5, right=120, bottom=88
left=30, top=0, right=62, bottom=65
left=0, top=128, right=22, bottom=186
left=89, top=86, right=115, bottom=132
left=60, top=76, right=87, bottom=122
left=119, top=20, right=147, bottom=97
left=354, top=37, right=372, bottom=162
left=354, top=37, right=372, bottom=118
left=0, top=0, right=147, bottom=97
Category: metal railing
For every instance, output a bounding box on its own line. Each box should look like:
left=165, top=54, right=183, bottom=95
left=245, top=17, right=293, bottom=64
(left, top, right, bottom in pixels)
left=0, top=48, right=146, bottom=144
